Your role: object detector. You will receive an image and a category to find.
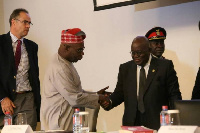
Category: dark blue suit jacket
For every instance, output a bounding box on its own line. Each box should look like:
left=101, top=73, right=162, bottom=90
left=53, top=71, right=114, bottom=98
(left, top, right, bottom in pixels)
left=108, top=57, right=182, bottom=130
left=0, top=32, right=41, bottom=121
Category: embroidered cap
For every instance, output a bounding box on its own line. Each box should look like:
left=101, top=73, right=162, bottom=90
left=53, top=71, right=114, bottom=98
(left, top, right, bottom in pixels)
left=61, top=28, right=86, bottom=44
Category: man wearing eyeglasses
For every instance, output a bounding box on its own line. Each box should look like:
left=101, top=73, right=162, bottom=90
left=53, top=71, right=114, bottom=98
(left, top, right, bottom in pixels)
left=40, top=28, right=110, bottom=131
left=100, top=36, right=182, bottom=130
left=0, top=8, right=40, bottom=130
left=145, top=27, right=167, bottom=59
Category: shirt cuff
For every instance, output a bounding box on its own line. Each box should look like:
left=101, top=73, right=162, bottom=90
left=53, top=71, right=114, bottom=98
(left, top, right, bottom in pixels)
left=109, top=98, right=112, bottom=105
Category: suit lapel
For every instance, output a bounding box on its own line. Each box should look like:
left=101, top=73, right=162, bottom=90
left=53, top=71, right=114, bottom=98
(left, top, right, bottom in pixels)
left=130, top=61, right=137, bottom=85
left=144, top=57, right=158, bottom=93
left=5, top=33, right=16, bottom=73
left=127, top=61, right=137, bottom=95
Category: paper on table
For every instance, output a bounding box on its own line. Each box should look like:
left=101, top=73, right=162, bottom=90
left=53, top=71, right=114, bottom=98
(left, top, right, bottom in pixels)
left=1, top=125, right=33, bottom=133
left=158, top=126, right=200, bottom=133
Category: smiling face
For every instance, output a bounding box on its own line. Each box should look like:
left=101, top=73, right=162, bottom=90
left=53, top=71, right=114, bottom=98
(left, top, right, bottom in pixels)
left=131, top=36, right=150, bottom=66
left=10, top=11, right=31, bottom=39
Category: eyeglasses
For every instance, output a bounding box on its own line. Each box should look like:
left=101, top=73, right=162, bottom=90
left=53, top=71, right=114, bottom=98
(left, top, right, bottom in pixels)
left=130, top=50, right=147, bottom=56
left=14, top=18, right=33, bottom=26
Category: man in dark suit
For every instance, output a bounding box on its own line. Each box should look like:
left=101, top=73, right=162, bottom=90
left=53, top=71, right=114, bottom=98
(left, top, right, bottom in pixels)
left=101, top=36, right=182, bottom=130
left=0, top=8, right=40, bottom=130
left=191, top=67, right=200, bottom=99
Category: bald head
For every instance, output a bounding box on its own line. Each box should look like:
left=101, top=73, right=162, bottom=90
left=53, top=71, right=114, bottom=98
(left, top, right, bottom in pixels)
left=131, top=36, right=150, bottom=66
left=132, top=36, right=149, bottom=48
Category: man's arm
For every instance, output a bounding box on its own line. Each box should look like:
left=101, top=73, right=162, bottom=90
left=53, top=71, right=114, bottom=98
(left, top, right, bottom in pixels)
left=51, top=66, right=100, bottom=109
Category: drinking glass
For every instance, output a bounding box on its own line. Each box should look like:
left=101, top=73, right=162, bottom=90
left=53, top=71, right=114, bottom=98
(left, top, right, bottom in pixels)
left=79, top=112, right=89, bottom=133
left=16, top=113, right=27, bottom=125
left=167, top=110, right=180, bottom=125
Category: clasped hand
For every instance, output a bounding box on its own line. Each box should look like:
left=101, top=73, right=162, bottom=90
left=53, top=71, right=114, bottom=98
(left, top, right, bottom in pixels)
left=97, top=86, right=112, bottom=109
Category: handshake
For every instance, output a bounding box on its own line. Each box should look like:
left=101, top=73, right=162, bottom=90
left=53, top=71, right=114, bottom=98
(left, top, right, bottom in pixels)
left=97, top=86, right=112, bottom=110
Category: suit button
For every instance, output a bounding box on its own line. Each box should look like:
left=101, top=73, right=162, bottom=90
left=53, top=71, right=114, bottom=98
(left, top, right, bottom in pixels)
left=14, top=76, right=16, bottom=79
left=13, top=89, right=15, bottom=92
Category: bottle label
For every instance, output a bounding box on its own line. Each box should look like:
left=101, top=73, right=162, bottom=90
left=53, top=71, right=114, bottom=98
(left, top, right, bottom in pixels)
left=73, top=114, right=82, bottom=125
left=160, top=114, right=165, bottom=125
left=165, top=114, right=169, bottom=124
left=160, top=113, right=169, bottom=126
left=73, top=116, right=75, bottom=125
left=80, top=115, right=82, bottom=124
left=4, top=118, right=12, bottom=125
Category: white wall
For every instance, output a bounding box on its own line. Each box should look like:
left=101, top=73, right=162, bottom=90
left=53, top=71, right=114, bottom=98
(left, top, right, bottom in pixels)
left=0, top=0, right=5, bottom=34
left=1, top=0, right=200, bottom=131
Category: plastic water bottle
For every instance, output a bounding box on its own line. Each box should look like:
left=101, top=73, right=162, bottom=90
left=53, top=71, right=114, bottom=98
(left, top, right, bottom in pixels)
left=160, top=105, right=169, bottom=126
left=73, top=108, right=81, bottom=133
left=4, top=112, right=12, bottom=125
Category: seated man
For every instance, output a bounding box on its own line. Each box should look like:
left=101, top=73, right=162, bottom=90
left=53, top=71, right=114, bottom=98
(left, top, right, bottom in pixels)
left=40, top=28, right=109, bottom=131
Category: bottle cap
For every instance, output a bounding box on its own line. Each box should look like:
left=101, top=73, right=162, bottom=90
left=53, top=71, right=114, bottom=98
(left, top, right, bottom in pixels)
left=74, top=108, right=80, bottom=113
left=162, top=105, right=168, bottom=110
left=5, top=112, right=11, bottom=115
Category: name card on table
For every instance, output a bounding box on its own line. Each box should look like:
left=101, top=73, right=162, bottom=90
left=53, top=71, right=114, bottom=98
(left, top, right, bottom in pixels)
left=1, top=125, right=34, bottom=133
left=158, top=126, right=200, bottom=133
